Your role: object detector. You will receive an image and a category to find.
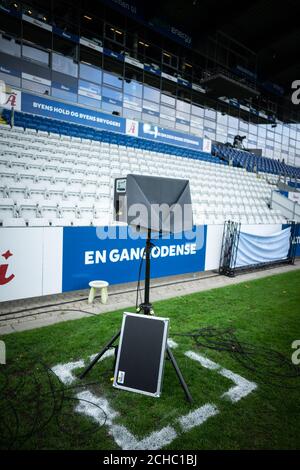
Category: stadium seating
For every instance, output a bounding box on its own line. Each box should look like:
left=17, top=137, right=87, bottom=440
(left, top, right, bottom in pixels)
left=213, top=144, right=300, bottom=179
left=2, top=110, right=225, bottom=165
left=0, top=112, right=286, bottom=227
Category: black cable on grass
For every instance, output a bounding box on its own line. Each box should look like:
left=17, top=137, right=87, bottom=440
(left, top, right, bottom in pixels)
left=0, top=329, right=110, bottom=450
left=173, top=326, right=300, bottom=387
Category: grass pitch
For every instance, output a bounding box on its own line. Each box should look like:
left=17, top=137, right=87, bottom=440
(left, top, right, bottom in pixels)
left=1, top=270, right=300, bottom=450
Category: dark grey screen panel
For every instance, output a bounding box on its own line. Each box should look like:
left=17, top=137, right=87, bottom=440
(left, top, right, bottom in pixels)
left=126, top=174, right=193, bottom=233
left=113, top=313, right=169, bottom=397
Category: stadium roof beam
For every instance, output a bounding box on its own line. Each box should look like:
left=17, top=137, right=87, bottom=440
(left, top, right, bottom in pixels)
left=200, top=73, right=260, bottom=100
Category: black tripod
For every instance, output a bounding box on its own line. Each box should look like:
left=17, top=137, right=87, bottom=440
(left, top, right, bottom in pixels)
left=80, top=228, right=193, bottom=404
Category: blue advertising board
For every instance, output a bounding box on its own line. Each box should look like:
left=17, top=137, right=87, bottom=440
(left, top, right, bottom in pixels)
left=21, top=93, right=126, bottom=133
left=138, top=122, right=203, bottom=152
left=62, top=225, right=207, bottom=292
left=21, top=92, right=205, bottom=152
left=282, top=224, right=300, bottom=257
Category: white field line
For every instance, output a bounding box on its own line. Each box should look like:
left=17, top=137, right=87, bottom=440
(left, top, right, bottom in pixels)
left=51, top=359, right=84, bottom=385
left=185, top=350, right=220, bottom=370
left=219, top=368, right=257, bottom=402
left=178, top=403, right=219, bottom=432
left=167, top=338, right=178, bottom=349
left=89, top=348, right=115, bottom=362
left=75, top=389, right=177, bottom=450
left=185, top=350, right=257, bottom=402
left=52, top=347, right=257, bottom=449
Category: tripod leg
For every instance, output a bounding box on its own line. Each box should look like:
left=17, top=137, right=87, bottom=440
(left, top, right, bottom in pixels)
left=79, top=331, right=121, bottom=379
left=166, top=346, right=193, bottom=404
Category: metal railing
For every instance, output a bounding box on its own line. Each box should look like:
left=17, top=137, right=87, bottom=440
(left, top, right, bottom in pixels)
left=271, top=191, right=300, bottom=222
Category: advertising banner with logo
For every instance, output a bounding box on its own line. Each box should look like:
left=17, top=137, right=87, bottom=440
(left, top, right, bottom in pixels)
left=62, top=225, right=207, bottom=292
left=20, top=92, right=206, bottom=152
left=21, top=93, right=126, bottom=133
left=138, top=122, right=203, bottom=152
left=0, top=85, right=21, bottom=111
left=0, top=224, right=296, bottom=302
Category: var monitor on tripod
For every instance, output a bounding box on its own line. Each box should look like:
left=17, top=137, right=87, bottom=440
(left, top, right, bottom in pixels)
left=80, top=174, right=194, bottom=402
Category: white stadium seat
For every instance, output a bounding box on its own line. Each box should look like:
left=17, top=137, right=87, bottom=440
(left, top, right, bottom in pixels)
left=0, top=123, right=290, bottom=227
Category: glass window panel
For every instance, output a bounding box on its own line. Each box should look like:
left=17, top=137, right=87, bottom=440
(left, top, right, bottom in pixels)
left=78, top=79, right=101, bottom=100
left=283, top=125, right=289, bottom=136
left=215, top=134, right=226, bottom=143
left=102, top=86, right=123, bottom=101
left=265, top=148, right=272, bottom=157
left=103, top=71, right=122, bottom=88
left=102, top=101, right=122, bottom=113
left=176, top=99, right=191, bottom=113
left=239, top=120, right=248, bottom=132
left=143, top=100, right=159, bottom=111
left=52, top=88, right=77, bottom=102
left=52, top=52, right=78, bottom=77
left=190, top=115, right=203, bottom=126
left=78, top=95, right=101, bottom=109
left=217, top=112, right=228, bottom=125
left=123, top=108, right=142, bottom=120
left=23, top=44, right=49, bottom=65
left=124, top=80, right=142, bottom=97
left=258, top=126, right=266, bottom=137
left=249, top=123, right=257, bottom=135
left=142, top=113, right=159, bottom=124
left=0, top=72, right=20, bottom=88
left=204, top=130, right=216, bottom=140
left=275, top=138, right=282, bottom=150
left=176, top=111, right=190, bottom=121
left=161, top=93, right=175, bottom=106
left=228, top=116, right=238, bottom=128
left=160, top=118, right=175, bottom=128
left=282, top=135, right=288, bottom=145
left=0, top=34, right=21, bottom=56
left=143, top=85, right=160, bottom=102
left=22, top=78, right=50, bottom=95
left=191, top=126, right=203, bottom=137
left=191, top=104, right=203, bottom=116
left=161, top=105, right=175, bottom=116
left=217, top=124, right=227, bottom=134
left=206, top=120, right=216, bottom=129
left=176, top=122, right=189, bottom=132
left=205, top=108, right=216, bottom=119
left=80, top=63, right=102, bottom=84
left=123, top=94, right=142, bottom=110
left=79, top=79, right=101, bottom=94
left=161, top=115, right=175, bottom=122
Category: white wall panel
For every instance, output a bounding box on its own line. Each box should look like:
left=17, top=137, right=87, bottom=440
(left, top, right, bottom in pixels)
left=0, top=228, right=43, bottom=302
left=42, top=227, right=63, bottom=295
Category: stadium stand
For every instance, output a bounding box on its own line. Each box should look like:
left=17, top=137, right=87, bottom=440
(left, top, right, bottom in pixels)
left=213, top=144, right=300, bottom=178
left=0, top=111, right=285, bottom=227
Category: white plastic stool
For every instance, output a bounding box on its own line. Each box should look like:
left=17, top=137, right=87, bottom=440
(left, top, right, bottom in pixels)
left=88, top=280, right=109, bottom=304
